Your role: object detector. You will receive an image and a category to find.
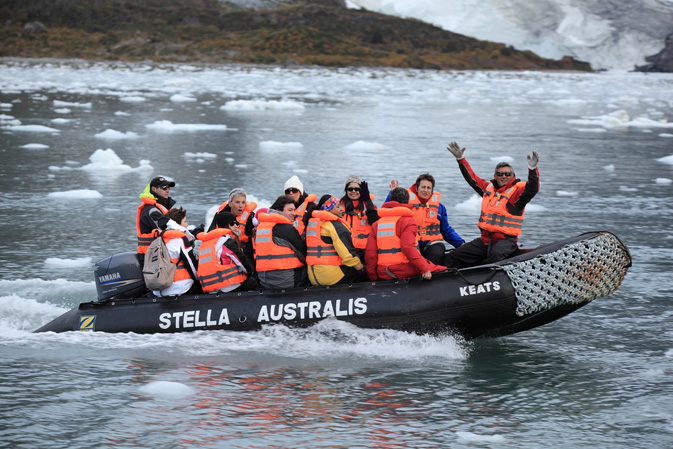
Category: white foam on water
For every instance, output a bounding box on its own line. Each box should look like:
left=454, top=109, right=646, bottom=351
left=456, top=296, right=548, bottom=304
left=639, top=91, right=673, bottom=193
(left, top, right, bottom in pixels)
left=0, top=294, right=70, bottom=336
left=94, top=129, right=140, bottom=140
left=47, top=190, right=102, bottom=199
left=145, top=120, right=228, bottom=132
left=20, top=143, right=49, bottom=149
left=44, top=257, right=93, bottom=268
left=455, top=431, right=505, bottom=443
left=220, top=99, right=305, bottom=111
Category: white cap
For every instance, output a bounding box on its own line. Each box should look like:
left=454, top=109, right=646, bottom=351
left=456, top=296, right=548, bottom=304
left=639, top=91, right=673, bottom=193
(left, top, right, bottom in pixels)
left=284, top=175, right=304, bottom=194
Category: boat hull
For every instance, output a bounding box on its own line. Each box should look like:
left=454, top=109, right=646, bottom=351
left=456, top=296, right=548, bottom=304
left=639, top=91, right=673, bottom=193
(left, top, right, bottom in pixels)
left=35, top=231, right=631, bottom=339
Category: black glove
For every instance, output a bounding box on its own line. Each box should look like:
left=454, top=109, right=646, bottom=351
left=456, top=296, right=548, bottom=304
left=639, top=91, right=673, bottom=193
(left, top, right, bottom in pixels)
left=359, top=180, right=371, bottom=203
left=345, top=201, right=354, bottom=213
left=191, top=224, right=205, bottom=235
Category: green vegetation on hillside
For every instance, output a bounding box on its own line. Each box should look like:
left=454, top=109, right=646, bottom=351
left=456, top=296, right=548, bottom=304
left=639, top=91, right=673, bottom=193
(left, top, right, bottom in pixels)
left=0, top=0, right=592, bottom=71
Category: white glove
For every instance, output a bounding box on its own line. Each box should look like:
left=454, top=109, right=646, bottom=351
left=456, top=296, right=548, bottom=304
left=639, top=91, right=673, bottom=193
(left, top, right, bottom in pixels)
left=527, top=150, right=539, bottom=170
left=447, top=141, right=466, bottom=160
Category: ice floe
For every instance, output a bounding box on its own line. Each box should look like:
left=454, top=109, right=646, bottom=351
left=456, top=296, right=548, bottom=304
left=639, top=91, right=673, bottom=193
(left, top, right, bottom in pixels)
left=259, top=141, right=303, bottom=151
left=170, top=94, right=197, bottom=102
left=657, top=155, right=673, bottom=165
left=4, top=124, right=60, bottom=133
left=139, top=381, right=196, bottom=399
left=220, top=99, right=305, bottom=111
left=145, top=120, right=228, bottom=132
left=47, top=190, right=103, bottom=199
left=20, top=143, right=49, bottom=149
left=54, top=100, right=92, bottom=108
left=343, top=140, right=387, bottom=151
left=94, top=129, right=140, bottom=140
left=568, top=109, right=673, bottom=131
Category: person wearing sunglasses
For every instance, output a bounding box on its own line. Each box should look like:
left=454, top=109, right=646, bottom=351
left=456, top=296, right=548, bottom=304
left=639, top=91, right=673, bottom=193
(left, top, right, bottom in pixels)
left=339, top=174, right=379, bottom=254
left=209, top=188, right=257, bottom=264
left=283, top=175, right=317, bottom=235
left=445, top=141, right=540, bottom=268
left=196, top=211, right=258, bottom=293
left=136, top=176, right=177, bottom=255
left=255, top=195, right=308, bottom=290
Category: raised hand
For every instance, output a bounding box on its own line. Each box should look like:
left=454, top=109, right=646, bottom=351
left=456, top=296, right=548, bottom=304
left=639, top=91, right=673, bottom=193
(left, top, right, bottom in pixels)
left=389, top=179, right=399, bottom=191
left=447, top=141, right=466, bottom=160
left=527, top=150, right=540, bottom=169
left=359, top=180, right=371, bottom=203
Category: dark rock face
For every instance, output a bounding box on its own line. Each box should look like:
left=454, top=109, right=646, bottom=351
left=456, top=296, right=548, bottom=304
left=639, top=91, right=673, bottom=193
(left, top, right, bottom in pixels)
left=636, top=33, right=673, bottom=72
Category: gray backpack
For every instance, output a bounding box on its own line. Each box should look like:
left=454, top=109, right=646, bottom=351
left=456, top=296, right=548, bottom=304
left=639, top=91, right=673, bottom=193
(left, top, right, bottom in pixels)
left=142, top=236, right=176, bottom=290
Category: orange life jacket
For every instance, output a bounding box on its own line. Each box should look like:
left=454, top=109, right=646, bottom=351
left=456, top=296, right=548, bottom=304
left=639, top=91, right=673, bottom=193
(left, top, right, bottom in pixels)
left=162, top=230, right=192, bottom=282
left=341, top=195, right=376, bottom=250
left=292, top=193, right=317, bottom=235
left=197, top=228, right=247, bottom=292
left=408, top=190, right=442, bottom=242
left=136, top=196, right=169, bottom=254
left=375, top=207, right=415, bottom=266
left=254, top=213, right=305, bottom=272
left=305, top=211, right=345, bottom=266
left=215, top=201, right=257, bottom=242
left=478, top=182, right=526, bottom=236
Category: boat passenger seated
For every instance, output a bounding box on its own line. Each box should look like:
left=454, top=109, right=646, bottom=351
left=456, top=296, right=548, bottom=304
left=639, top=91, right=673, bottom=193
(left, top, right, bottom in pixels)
left=365, top=188, right=447, bottom=281
left=306, top=195, right=363, bottom=286
left=197, top=212, right=258, bottom=293
left=283, top=175, right=317, bottom=236
left=153, top=207, right=201, bottom=297
left=254, top=196, right=307, bottom=290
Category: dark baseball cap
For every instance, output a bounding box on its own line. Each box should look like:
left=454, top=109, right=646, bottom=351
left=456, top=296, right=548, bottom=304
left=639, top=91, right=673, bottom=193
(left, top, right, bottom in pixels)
left=150, top=176, right=175, bottom=188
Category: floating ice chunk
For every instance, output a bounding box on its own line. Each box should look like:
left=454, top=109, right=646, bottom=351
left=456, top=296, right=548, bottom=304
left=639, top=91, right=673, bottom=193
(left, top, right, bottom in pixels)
left=21, top=143, right=49, bottom=149
left=490, top=155, right=514, bottom=163
left=170, top=94, right=197, bottom=102
left=94, top=129, right=140, bottom=140
left=0, top=103, right=12, bottom=109
left=145, top=120, right=227, bottom=132
left=5, top=125, right=60, bottom=133
left=0, top=114, right=14, bottom=120
left=221, top=99, right=305, bottom=111
left=574, top=127, right=607, bottom=133
left=343, top=140, right=387, bottom=151
left=556, top=190, right=578, bottom=197
left=525, top=203, right=547, bottom=212
left=259, top=141, right=303, bottom=151
left=454, top=194, right=481, bottom=213
left=225, top=158, right=235, bottom=164
left=48, top=190, right=102, bottom=199
left=619, top=186, right=638, bottom=192
left=44, top=257, right=93, bottom=269
left=120, top=96, right=146, bottom=103
left=568, top=109, right=630, bottom=129
left=163, top=78, right=194, bottom=87
left=139, top=381, right=196, bottom=399
left=114, top=111, right=130, bottom=116
left=51, top=118, right=71, bottom=124
left=660, top=133, right=673, bottom=138
left=54, top=100, right=92, bottom=108
left=183, top=152, right=217, bottom=158
left=80, top=148, right=150, bottom=173
left=455, top=431, right=504, bottom=443
left=630, top=117, right=673, bottom=129
left=604, top=164, right=615, bottom=172
left=655, top=178, right=672, bottom=185
left=54, top=108, right=71, bottom=114
left=657, top=155, right=673, bottom=165
left=49, top=166, right=72, bottom=171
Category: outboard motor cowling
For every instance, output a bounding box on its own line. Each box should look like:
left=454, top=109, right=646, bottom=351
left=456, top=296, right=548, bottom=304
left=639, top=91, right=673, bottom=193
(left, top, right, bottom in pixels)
left=94, top=252, right=147, bottom=301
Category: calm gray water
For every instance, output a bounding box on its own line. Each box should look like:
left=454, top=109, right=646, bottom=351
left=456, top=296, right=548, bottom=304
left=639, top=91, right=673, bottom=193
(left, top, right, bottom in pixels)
left=1, top=60, right=672, bottom=448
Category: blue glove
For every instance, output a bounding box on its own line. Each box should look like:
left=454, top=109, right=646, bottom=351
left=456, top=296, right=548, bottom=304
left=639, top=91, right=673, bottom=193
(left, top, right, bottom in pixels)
left=359, top=180, right=371, bottom=203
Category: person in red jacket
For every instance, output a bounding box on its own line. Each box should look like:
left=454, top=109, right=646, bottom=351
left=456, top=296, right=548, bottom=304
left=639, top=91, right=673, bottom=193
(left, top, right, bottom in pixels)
left=444, top=140, right=540, bottom=268
left=365, top=188, right=447, bottom=281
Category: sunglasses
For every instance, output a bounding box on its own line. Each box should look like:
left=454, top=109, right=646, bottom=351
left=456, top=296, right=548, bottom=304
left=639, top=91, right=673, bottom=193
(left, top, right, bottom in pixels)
left=495, top=171, right=513, bottom=177
left=229, top=221, right=239, bottom=227
left=158, top=185, right=171, bottom=190
left=347, top=187, right=361, bottom=192
left=285, top=188, right=300, bottom=194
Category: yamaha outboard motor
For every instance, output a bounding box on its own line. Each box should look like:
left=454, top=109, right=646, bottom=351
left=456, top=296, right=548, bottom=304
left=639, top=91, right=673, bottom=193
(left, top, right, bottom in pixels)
left=94, top=252, right=147, bottom=301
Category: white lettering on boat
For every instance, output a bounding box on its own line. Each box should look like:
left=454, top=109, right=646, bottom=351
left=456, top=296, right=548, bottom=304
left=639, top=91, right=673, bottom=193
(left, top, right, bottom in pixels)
left=459, top=281, right=501, bottom=297
left=257, top=297, right=368, bottom=323
left=98, top=272, right=121, bottom=283
left=159, top=308, right=230, bottom=330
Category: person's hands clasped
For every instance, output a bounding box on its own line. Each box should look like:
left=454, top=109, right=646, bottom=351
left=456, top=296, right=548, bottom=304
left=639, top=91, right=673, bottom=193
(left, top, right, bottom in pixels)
left=527, top=150, right=540, bottom=170
left=447, top=141, right=466, bottom=160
